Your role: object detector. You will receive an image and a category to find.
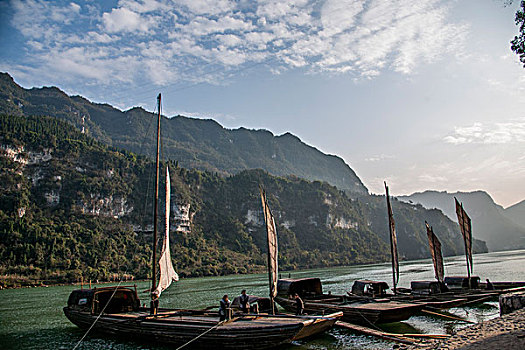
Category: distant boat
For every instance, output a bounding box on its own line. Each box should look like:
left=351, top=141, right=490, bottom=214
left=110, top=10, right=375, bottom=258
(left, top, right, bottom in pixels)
left=63, top=94, right=340, bottom=349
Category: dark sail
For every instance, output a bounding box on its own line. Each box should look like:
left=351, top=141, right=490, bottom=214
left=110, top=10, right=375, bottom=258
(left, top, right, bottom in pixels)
left=455, top=197, right=473, bottom=276
left=425, top=221, right=444, bottom=283
left=260, top=187, right=278, bottom=301
left=384, top=182, right=399, bottom=293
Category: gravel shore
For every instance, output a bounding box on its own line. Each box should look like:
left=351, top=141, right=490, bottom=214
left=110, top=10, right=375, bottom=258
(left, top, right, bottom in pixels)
left=402, top=308, right=525, bottom=349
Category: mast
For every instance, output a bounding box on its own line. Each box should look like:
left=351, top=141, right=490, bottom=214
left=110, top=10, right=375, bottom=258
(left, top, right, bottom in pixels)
left=151, top=93, right=162, bottom=310
left=385, top=182, right=399, bottom=295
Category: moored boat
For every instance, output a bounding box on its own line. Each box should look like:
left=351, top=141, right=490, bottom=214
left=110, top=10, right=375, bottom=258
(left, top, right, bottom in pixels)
left=63, top=94, right=340, bottom=349
left=275, top=277, right=423, bottom=325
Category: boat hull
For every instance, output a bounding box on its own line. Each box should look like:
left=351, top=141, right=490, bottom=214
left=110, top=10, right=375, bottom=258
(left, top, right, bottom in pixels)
left=64, top=307, right=303, bottom=350
left=275, top=297, right=422, bottom=325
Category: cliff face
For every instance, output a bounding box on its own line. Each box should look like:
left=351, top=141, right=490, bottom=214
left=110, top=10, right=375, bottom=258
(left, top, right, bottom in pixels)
left=0, top=114, right=487, bottom=287
left=0, top=72, right=367, bottom=194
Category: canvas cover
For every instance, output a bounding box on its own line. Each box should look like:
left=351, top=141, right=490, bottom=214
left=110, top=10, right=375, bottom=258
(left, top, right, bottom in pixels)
left=455, top=198, right=473, bottom=274
left=260, top=187, right=278, bottom=299
left=154, top=167, right=179, bottom=297
left=425, top=222, right=444, bottom=283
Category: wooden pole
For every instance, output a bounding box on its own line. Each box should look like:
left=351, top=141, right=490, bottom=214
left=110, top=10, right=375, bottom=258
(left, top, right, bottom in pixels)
left=151, top=93, right=161, bottom=314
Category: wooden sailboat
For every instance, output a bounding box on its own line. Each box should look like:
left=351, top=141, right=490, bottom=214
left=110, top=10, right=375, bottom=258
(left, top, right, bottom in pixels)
left=64, top=94, right=341, bottom=349
left=258, top=187, right=342, bottom=339
left=272, top=182, right=421, bottom=325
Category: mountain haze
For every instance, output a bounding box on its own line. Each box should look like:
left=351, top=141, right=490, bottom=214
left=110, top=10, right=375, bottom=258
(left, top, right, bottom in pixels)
left=503, top=200, right=525, bottom=228
left=399, top=191, right=525, bottom=252
left=0, top=72, right=367, bottom=195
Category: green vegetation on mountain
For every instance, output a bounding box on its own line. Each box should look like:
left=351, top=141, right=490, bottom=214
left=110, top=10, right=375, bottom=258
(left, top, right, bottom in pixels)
left=0, top=72, right=367, bottom=194
left=0, top=114, right=487, bottom=288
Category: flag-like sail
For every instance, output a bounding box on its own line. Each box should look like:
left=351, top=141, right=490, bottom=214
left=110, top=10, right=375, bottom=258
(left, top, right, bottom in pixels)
left=384, top=182, right=399, bottom=294
left=260, top=187, right=278, bottom=301
left=455, top=197, right=473, bottom=277
left=425, top=221, right=444, bottom=283
left=154, top=167, right=179, bottom=297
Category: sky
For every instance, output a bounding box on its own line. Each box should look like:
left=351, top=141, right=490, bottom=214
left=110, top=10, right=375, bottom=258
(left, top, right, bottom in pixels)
left=0, top=0, right=524, bottom=208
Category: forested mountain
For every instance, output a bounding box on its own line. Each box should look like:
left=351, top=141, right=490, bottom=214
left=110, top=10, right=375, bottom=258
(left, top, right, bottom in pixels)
left=0, top=72, right=367, bottom=194
left=0, top=114, right=487, bottom=287
left=399, top=191, right=525, bottom=251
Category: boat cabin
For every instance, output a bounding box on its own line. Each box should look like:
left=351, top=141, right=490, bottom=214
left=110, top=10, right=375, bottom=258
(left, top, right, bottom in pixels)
left=277, top=278, right=323, bottom=298
left=410, top=281, right=448, bottom=295
left=67, top=286, right=140, bottom=314
left=444, top=276, right=480, bottom=290
left=350, top=280, right=389, bottom=297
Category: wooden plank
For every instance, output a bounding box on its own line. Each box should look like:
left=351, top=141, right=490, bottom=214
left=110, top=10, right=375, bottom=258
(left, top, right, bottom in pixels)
left=421, top=309, right=475, bottom=323
left=335, top=321, right=414, bottom=344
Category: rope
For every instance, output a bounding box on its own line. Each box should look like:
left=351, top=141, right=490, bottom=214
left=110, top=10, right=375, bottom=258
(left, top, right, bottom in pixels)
left=72, top=280, right=125, bottom=350
left=174, top=320, right=226, bottom=350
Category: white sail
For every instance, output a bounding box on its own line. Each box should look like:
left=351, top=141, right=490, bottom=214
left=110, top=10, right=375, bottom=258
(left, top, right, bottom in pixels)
left=154, top=166, right=179, bottom=297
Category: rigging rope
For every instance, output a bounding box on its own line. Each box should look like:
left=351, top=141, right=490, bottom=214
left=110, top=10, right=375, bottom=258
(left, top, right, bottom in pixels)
left=72, top=280, right=125, bottom=350
left=174, top=320, right=227, bottom=350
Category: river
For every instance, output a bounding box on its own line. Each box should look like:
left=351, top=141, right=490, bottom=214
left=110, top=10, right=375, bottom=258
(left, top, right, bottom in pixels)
left=1, top=249, right=524, bottom=350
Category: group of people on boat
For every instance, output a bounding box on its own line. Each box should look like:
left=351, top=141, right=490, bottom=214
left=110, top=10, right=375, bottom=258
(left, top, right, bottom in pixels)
left=219, top=289, right=251, bottom=321
left=218, top=290, right=304, bottom=320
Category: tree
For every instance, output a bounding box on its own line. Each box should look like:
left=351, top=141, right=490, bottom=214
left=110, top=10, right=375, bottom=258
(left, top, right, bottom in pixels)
left=511, top=1, right=525, bottom=67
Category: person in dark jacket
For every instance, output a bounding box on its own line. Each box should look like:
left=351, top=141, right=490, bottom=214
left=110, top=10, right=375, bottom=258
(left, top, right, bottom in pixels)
left=294, top=293, right=304, bottom=315
left=239, top=290, right=249, bottom=313
left=219, top=295, right=231, bottom=321
left=486, top=279, right=494, bottom=290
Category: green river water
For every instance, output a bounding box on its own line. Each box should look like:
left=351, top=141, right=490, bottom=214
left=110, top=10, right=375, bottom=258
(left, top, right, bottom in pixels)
left=1, top=249, right=524, bottom=350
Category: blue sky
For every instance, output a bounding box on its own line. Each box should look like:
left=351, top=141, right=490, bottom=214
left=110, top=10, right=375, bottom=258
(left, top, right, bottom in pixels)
left=1, top=0, right=524, bottom=207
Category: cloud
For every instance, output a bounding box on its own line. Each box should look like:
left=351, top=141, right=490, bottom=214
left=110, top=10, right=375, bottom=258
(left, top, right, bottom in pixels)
left=102, top=7, right=152, bottom=33
left=444, top=119, right=525, bottom=145
left=5, top=0, right=469, bottom=87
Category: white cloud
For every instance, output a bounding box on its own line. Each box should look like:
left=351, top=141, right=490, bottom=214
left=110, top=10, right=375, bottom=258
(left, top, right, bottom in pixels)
left=6, top=0, right=470, bottom=86
left=444, top=119, right=525, bottom=145
left=102, top=7, right=152, bottom=33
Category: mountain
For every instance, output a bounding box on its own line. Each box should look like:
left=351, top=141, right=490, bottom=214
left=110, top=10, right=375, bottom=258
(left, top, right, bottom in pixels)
left=503, top=200, right=525, bottom=228
left=399, top=191, right=525, bottom=252
left=0, top=72, right=367, bottom=195
left=0, top=114, right=486, bottom=287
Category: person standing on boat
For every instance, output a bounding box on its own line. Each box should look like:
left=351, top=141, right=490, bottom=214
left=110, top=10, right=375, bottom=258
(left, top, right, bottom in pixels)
left=219, top=294, right=231, bottom=321
left=239, top=290, right=250, bottom=313
left=294, top=293, right=304, bottom=315
left=486, top=279, right=494, bottom=290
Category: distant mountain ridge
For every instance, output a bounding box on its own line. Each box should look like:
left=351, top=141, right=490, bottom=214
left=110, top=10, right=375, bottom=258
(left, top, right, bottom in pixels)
left=503, top=200, right=525, bottom=228
left=399, top=190, right=525, bottom=251
left=0, top=72, right=367, bottom=194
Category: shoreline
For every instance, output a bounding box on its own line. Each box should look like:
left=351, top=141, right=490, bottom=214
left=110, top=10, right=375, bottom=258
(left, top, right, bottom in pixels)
left=402, top=308, right=525, bottom=349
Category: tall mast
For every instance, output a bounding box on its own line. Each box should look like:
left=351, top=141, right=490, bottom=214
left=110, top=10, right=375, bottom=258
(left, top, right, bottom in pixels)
left=151, top=93, right=162, bottom=303
left=385, top=182, right=399, bottom=295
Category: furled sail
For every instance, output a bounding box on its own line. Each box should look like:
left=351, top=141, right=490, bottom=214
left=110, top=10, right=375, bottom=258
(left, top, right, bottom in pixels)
left=260, top=187, right=278, bottom=299
left=384, top=182, right=399, bottom=293
left=455, top=197, right=473, bottom=275
left=154, top=167, right=179, bottom=297
left=425, top=221, right=444, bottom=283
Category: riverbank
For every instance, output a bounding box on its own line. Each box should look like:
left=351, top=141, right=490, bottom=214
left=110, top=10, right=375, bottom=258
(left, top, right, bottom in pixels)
left=402, top=308, right=525, bottom=349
